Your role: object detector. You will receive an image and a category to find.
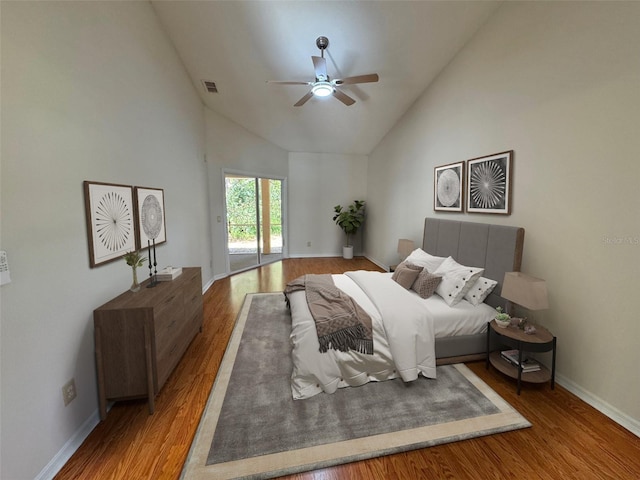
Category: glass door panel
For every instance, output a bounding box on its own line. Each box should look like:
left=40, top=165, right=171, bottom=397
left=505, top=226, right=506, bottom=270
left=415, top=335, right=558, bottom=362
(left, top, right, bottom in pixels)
left=258, top=178, right=283, bottom=264
left=225, top=175, right=259, bottom=272
left=225, top=174, right=284, bottom=273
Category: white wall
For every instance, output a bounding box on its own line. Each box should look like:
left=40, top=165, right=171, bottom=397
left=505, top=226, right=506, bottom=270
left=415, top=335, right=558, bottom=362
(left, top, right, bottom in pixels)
left=288, top=153, right=368, bottom=257
left=0, top=2, right=210, bottom=479
left=205, top=108, right=288, bottom=278
left=366, top=2, right=640, bottom=431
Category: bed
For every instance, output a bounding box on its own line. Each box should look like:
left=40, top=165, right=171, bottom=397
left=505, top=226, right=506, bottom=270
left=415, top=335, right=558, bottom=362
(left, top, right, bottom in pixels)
left=286, top=218, right=524, bottom=399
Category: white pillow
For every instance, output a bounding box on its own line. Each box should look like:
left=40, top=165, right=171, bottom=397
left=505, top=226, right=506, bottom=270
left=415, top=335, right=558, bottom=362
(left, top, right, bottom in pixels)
left=404, top=248, right=446, bottom=272
left=464, top=276, right=498, bottom=306
left=433, top=256, right=484, bottom=306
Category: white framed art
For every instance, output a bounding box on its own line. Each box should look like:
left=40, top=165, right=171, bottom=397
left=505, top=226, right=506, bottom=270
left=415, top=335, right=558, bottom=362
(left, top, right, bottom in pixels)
left=83, top=181, right=136, bottom=268
left=134, top=186, right=166, bottom=248
left=466, top=151, right=513, bottom=215
left=434, top=161, right=464, bottom=212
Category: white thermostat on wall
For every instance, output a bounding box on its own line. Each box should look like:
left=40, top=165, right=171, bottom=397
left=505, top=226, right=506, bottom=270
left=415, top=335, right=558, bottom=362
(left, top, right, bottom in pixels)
left=0, top=250, right=12, bottom=285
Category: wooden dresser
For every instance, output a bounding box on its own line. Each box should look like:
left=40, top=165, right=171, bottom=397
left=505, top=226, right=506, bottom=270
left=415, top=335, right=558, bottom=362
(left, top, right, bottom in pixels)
left=94, top=267, right=203, bottom=420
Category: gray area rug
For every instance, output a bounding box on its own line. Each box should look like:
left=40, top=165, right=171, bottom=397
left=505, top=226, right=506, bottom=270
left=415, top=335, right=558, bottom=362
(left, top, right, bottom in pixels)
left=182, top=293, right=530, bottom=480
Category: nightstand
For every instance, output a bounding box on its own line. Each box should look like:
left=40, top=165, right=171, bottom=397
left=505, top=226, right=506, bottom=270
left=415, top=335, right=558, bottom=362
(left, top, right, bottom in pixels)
left=486, top=320, right=556, bottom=395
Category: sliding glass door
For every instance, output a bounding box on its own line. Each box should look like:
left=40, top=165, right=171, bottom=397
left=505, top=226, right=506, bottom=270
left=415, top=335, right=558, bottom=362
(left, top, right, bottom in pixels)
left=224, top=173, right=284, bottom=273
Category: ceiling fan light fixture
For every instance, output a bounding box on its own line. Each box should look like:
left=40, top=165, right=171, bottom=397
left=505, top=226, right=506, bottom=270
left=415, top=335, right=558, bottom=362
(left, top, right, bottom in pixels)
left=311, top=81, right=333, bottom=97
left=269, top=36, right=378, bottom=107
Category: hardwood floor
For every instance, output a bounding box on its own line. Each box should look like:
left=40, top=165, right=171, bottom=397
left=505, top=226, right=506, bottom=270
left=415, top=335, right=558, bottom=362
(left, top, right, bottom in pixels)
left=55, top=258, right=640, bottom=480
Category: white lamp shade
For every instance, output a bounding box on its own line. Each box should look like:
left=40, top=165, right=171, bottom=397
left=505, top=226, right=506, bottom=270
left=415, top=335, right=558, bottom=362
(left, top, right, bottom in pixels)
left=501, top=272, right=549, bottom=310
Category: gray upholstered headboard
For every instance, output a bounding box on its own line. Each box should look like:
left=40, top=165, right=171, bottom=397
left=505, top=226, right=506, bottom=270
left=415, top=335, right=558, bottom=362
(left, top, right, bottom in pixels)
left=422, top=218, right=524, bottom=308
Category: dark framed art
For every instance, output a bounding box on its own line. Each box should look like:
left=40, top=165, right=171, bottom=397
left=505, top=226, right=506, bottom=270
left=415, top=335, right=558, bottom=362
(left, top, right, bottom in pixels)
left=434, top=161, right=464, bottom=212
left=134, top=186, right=166, bottom=249
left=466, top=150, right=513, bottom=215
left=83, top=181, right=137, bottom=268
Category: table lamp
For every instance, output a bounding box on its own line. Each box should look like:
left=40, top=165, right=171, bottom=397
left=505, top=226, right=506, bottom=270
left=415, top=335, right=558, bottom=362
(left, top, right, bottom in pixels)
left=501, top=272, right=549, bottom=318
left=397, top=239, right=415, bottom=262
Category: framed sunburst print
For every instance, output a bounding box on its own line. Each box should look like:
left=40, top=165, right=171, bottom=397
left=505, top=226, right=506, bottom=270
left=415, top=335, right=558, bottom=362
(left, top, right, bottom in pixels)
left=434, top=161, right=464, bottom=212
left=134, top=187, right=166, bottom=249
left=84, top=181, right=137, bottom=267
left=466, top=151, right=513, bottom=215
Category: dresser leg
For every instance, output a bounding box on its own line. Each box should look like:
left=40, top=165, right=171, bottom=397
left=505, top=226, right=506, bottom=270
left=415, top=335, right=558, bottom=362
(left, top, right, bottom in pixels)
left=95, top=326, right=108, bottom=421
left=144, top=323, right=155, bottom=415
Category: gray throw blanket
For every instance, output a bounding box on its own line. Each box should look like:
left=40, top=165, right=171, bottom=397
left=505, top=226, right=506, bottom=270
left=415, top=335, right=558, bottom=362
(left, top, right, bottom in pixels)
left=284, top=274, right=374, bottom=355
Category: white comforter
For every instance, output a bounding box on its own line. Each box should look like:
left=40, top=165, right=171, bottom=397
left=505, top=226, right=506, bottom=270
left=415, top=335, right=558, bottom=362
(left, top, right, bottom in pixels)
left=288, top=270, right=437, bottom=399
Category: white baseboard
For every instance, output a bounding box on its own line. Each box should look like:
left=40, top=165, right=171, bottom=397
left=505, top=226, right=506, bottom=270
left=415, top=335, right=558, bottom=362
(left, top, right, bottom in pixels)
left=556, top=374, right=640, bottom=438
left=203, top=276, right=216, bottom=292
left=35, top=409, right=102, bottom=480
left=363, top=254, right=389, bottom=271
left=288, top=253, right=344, bottom=258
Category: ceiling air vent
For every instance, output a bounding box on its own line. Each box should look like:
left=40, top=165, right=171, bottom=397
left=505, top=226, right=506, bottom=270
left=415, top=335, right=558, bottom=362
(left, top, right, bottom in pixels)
left=202, top=80, right=218, bottom=93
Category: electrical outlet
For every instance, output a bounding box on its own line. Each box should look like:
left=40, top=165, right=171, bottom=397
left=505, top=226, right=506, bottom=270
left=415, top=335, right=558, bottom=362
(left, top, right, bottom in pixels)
left=307, top=241, right=312, bottom=247
left=62, top=378, right=77, bottom=406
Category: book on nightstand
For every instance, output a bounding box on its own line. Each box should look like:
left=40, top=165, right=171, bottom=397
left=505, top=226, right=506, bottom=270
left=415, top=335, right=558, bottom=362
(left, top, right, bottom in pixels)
left=156, top=267, right=182, bottom=281
left=501, top=349, right=541, bottom=372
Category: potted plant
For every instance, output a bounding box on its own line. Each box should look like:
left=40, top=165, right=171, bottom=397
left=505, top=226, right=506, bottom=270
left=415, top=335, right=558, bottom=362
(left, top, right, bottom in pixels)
left=332, top=200, right=365, bottom=259
left=494, top=306, right=511, bottom=328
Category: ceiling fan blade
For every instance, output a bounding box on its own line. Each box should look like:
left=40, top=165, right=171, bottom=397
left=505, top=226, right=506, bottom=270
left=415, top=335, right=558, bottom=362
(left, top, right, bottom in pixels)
left=267, top=80, right=313, bottom=85
left=312, top=56, right=328, bottom=81
left=332, top=89, right=356, bottom=106
left=334, top=73, right=379, bottom=85
left=294, top=91, right=314, bottom=107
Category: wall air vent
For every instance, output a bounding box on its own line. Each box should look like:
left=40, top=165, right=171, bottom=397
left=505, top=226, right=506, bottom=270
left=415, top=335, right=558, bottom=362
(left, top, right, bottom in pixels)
left=202, top=80, right=218, bottom=93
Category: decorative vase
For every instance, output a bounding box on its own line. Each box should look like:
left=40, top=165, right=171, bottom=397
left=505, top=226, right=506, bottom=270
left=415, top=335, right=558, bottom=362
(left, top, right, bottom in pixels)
left=130, top=267, right=140, bottom=293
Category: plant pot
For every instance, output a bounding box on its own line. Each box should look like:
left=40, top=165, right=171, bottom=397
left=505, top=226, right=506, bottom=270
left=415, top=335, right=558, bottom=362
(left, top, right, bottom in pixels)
left=495, top=318, right=510, bottom=328
left=342, top=245, right=354, bottom=259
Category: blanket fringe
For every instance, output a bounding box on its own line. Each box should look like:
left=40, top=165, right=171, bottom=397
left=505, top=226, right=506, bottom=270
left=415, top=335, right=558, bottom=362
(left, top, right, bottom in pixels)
left=318, top=325, right=374, bottom=355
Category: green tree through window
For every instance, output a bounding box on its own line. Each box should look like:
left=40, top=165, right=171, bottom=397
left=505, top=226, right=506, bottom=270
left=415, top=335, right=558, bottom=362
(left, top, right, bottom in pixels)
left=226, top=178, right=281, bottom=242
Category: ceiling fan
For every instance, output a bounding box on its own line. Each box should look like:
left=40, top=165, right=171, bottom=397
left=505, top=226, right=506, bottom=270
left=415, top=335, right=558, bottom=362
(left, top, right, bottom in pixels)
left=267, top=36, right=379, bottom=107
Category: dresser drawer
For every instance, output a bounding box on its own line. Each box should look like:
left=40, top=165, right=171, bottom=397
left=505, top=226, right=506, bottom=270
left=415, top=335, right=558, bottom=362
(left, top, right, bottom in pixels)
left=185, top=296, right=203, bottom=324
left=154, top=299, right=184, bottom=352
left=156, top=337, right=182, bottom=388
left=155, top=315, right=196, bottom=387
left=183, top=273, right=202, bottom=314
left=155, top=284, right=182, bottom=320
left=185, top=305, right=203, bottom=337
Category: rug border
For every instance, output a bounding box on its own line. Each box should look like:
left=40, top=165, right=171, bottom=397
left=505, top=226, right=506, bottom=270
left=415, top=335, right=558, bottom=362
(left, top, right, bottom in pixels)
left=181, top=293, right=531, bottom=480
left=181, top=293, right=266, bottom=480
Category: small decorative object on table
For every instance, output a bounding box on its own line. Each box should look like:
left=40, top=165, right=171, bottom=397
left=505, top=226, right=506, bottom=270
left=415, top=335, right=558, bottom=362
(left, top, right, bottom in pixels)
left=156, top=266, right=182, bottom=282
left=512, top=316, right=537, bottom=334
left=494, top=306, right=511, bottom=328
left=123, top=250, right=147, bottom=292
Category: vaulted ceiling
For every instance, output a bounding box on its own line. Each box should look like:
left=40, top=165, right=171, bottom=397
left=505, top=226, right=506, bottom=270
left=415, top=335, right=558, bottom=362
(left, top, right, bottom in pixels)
left=152, top=1, right=501, bottom=155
